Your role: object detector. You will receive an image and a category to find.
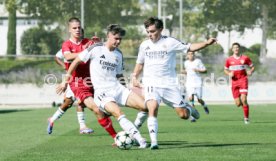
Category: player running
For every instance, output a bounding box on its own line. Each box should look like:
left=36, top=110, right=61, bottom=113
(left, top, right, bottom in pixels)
left=132, top=17, right=216, bottom=149
left=182, top=51, right=209, bottom=119
left=224, top=42, right=255, bottom=124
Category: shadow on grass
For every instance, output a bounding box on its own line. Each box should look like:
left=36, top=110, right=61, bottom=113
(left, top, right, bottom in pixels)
left=0, top=109, right=31, bottom=114
left=251, top=121, right=276, bottom=124
left=158, top=141, right=260, bottom=150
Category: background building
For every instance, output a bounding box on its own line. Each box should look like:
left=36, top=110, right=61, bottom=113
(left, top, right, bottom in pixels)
left=0, top=2, right=38, bottom=56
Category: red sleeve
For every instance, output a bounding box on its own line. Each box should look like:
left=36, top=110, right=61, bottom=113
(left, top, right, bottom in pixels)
left=224, top=58, right=230, bottom=69
left=62, top=41, right=71, bottom=55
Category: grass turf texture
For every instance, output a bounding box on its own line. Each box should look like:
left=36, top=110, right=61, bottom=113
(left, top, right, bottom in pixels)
left=0, top=104, right=275, bottom=161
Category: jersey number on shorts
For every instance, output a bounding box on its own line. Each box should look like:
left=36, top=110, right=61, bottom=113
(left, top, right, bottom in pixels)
left=97, top=93, right=107, bottom=101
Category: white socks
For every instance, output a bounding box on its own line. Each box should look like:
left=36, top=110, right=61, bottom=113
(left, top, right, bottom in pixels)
left=134, top=111, right=148, bottom=129
left=147, top=116, right=158, bottom=145
left=50, top=107, right=65, bottom=122
left=77, top=112, right=86, bottom=129
left=118, top=115, right=144, bottom=143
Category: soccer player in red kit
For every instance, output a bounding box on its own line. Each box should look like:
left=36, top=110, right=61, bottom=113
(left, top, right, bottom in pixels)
left=224, top=42, right=255, bottom=124
left=51, top=17, right=117, bottom=141
left=47, top=29, right=94, bottom=135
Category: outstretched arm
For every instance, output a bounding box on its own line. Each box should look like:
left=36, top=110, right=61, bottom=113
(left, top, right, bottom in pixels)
left=195, top=68, right=207, bottom=73
left=189, top=38, right=217, bottom=52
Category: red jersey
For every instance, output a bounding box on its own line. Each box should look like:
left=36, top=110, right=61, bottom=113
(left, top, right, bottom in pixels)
left=224, top=55, right=253, bottom=81
left=62, top=38, right=93, bottom=80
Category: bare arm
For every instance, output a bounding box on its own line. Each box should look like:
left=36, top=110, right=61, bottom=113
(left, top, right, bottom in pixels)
left=195, top=68, right=207, bottom=73
left=63, top=52, right=80, bottom=61
left=56, top=56, right=82, bottom=94
left=181, top=69, right=187, bottom=74
left=55, top=57, right=66, bottom=70
left=132, top=63, right=144, bottom=87
left=189, top=38, right=217, bottom=52
left=224, top=69, right=233, bottom=77
left=247, top=66, right=255, bottom=76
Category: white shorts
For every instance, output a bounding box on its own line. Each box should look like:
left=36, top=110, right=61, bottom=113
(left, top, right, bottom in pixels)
left=186, top=86, right=202, bottom=99
left=64, top=85, right=75, bottom=100
left=94, top=84, right=131, bottom=114
left=144, top=85, right=186, bottom=108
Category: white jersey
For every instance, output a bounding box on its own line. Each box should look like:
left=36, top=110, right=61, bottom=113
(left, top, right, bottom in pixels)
left=136, top=36, right=190, bottom=87
left=78, top=43, right=124, bottom=90
left=184, top=58, right=206, bottom=87
left=55, top=49, right=64, bottom=60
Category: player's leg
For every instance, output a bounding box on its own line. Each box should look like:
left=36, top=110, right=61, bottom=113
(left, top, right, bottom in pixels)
left=241, top=94, right=249, bottom=124
left=125, top=91, right=148, bottom=129
left=47, top=97, right=74, bottom=134
left=145, top=99, right=159, bottom=149
left=198, top=98, right=209, bottom=114
left=240, top=80, right=250, bottom=124
left=163, top=87, right=200, bottom=120
left=196, top=87, right=209, bottom=114
left=189, top=95, right=195, bottom=107
left=234, top=97, right=242, bottom=107
left=186, top=87, right=195, bottom=107
left=140, top=86, right=161, bottom=149
left=83, top=97, right=117, bottom=138
left=104, top=101, right=147, bottom=148
left=232, top=85, right=242, bottom=107
left=130, top=86, right=144, bottom=99
left=76, top=105, right=94, bottom=134
left=129, top=87, right=148, bottom=129
left=185, top=87, right=197, bottom=122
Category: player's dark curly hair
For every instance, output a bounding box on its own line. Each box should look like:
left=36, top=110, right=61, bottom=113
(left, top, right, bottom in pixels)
left=107, top=24, right=126, bottom=36
left=144, top=17, right=163, bottom=29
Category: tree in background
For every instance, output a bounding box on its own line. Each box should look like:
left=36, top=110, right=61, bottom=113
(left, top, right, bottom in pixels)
left=249, top=44, right=261, bottom=57
left=21, top=27, right=62, bottom=55
left=255, top=0, right=276, bottom=59
left=18, top=0, right=142, bottom=55
left=5, top=0, right=17, bottom=59
left=202, top=0, right=276, bottom=60
left=19, top=0, right=141, bottom=36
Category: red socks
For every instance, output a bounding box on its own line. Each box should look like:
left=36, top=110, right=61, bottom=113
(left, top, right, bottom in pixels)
left=243, top=105, right=249, bottom=118
left=98, top=117, right=117, bottom=138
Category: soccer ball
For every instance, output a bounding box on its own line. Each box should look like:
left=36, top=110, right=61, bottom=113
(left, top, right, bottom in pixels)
left=115, top=131, right=134, bottom=150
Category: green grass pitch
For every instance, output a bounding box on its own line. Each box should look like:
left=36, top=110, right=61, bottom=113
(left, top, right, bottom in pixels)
left=0, top=104, right=275, bottom=161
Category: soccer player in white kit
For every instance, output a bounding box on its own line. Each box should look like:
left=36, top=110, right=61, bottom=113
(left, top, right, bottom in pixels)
left=58, top=24, right=148, bottom=148
left=132, top=17, right=216, bottom=149
left=183, top=51, right=209, bottom=116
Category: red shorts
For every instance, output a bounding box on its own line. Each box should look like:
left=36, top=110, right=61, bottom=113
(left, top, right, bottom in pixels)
left=69, top=79, right=94, bottom=104
left=231, top=78, right=248, bottom=99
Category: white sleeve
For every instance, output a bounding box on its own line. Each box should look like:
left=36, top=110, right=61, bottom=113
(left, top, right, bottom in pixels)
left=55, top=49, right=63, bottom=59
left=136, top=45, right=145, bottom=64
left=116, top=53, right=124, bottom=74
left=184, top=60, right=187, bottom=69
left=169, top=37, right=191, bottom=53
left=78, top=49, right=92, bottom=63
left=197, top=59, right=206, bottom=70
